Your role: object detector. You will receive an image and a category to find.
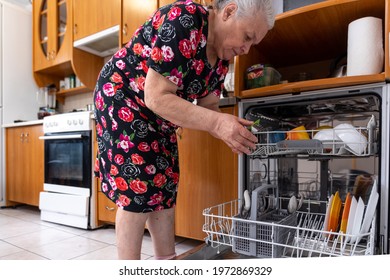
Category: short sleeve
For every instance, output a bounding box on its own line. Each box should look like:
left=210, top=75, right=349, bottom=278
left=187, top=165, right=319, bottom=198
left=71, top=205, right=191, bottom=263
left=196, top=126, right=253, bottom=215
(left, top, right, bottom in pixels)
left=145, top=3, right=207, bottom=88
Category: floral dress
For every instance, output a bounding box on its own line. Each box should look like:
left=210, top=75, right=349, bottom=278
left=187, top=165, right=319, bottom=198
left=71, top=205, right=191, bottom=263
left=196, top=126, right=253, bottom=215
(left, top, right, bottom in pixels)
left=94, top=0, right=229, bottom=213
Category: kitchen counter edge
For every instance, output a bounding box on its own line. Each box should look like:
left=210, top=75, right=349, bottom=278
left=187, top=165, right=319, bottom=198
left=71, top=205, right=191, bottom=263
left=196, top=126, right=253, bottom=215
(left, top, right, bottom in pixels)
left=2, top=119, right=44, bottom=128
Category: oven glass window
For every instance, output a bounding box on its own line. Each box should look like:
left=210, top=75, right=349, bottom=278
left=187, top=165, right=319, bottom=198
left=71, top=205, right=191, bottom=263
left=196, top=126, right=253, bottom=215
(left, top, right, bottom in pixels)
left=44, top=132, right=91, bottom=188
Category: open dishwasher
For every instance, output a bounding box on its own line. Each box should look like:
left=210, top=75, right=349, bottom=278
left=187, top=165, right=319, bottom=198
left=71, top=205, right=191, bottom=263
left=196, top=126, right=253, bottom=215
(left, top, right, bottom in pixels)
left=201, top=83, right=390, bottom=259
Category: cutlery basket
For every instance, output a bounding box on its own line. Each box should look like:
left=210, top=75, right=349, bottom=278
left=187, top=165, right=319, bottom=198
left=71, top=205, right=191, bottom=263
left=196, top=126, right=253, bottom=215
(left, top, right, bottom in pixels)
left=232, top=209, right=297, bottom=257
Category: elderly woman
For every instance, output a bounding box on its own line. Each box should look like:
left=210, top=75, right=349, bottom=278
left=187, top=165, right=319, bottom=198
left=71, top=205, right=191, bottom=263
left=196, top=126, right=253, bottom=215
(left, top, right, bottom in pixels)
left=94, top=0, right=275, bottom=260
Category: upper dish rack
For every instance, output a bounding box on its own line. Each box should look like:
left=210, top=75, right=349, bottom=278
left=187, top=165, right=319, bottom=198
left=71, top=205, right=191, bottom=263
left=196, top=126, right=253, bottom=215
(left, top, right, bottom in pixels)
left=249, top=115, right=377, bottom=157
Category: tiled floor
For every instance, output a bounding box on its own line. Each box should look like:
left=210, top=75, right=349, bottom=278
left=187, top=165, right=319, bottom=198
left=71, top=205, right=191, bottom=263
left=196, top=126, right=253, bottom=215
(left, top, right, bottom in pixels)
left=0, top=205, right=202, bottom=260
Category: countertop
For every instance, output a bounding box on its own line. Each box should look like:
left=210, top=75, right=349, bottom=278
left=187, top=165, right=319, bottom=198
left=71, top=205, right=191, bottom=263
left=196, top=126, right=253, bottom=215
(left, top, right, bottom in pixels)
left=2, top=119, right=44, bottom=128
left=1, top=97, right=236, bottom=129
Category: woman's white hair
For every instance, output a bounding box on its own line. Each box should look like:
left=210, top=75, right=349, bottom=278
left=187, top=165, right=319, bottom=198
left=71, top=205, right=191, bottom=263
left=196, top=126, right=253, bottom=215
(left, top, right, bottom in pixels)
left=213, top=0, right=275, bottom=30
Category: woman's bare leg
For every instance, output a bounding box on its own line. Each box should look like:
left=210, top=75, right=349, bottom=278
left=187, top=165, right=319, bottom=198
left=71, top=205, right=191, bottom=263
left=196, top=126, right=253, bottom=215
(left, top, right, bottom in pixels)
left=146, top=208, right=176, bottom=259
left=115, top=208, right=148, bottom=260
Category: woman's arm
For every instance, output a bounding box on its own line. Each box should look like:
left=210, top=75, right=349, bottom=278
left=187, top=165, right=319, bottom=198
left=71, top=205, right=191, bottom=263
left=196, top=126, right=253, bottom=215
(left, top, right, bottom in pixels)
left=144, top=68, right=257, bottom=154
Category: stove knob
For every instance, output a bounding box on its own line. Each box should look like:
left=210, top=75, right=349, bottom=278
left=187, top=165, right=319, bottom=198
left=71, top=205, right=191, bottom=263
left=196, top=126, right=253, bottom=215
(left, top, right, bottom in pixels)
left=73, top=120, right=77, bottom=125
left=67, top=120, right=72, bottom=126
left=79, top=119, right=84, bottom=125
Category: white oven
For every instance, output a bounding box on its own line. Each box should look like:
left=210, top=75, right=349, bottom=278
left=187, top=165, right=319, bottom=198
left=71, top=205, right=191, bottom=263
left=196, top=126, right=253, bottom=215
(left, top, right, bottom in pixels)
left=39, top=111, right=97, bottom=229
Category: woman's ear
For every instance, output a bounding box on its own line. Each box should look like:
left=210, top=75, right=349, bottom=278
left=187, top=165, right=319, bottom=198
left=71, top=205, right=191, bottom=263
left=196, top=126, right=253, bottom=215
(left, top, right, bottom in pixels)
left=222, top=3, right=237, bottom=21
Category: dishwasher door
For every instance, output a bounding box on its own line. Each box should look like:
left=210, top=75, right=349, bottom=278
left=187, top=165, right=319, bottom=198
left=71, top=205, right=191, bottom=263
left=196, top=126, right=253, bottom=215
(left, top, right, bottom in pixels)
left=234, top=83, right=389, bottom=256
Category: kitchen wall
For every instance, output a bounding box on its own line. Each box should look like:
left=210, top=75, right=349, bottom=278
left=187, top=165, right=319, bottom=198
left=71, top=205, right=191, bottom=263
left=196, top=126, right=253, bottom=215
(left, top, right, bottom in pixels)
left=60, top=92, right=94, bottom=113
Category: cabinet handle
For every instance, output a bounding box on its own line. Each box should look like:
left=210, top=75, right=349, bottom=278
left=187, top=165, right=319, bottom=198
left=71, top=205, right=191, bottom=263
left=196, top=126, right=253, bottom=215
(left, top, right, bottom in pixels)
left=123, top=23, right=128, bottom=36
left=105, top=206, right=116, bottom=211
left=20, top=133, right=24, bottom=142
left=74, top=23, right=78, bottom=35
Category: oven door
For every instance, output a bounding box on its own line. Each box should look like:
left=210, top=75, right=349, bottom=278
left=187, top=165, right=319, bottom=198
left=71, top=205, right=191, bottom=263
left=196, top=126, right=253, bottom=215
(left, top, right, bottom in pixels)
left=40, top=130, right=92, bottom=195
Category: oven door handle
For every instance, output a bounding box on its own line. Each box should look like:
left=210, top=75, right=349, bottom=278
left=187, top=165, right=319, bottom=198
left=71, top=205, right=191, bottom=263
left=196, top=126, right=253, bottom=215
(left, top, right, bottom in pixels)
left=39, top=134, right=84, bottom=140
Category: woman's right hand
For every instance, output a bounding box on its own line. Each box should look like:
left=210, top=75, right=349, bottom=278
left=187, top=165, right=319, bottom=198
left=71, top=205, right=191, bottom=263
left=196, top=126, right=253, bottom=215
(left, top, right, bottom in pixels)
left=210, top=113, right=258, bottom=155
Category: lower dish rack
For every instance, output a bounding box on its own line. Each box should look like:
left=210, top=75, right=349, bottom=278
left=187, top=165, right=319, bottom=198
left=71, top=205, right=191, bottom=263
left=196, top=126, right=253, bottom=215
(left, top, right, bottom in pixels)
left=203, top=199, right=375, bottom=258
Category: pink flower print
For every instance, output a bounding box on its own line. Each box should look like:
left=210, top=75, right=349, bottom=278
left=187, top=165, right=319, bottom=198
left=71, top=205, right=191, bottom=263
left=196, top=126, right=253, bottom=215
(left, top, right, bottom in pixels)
left=115, top=59, right=126, bottom=70
left=168, top=68, right=183, bottom=87
left=190, top=30, right=199, bottom=51
left=101, top=182, right=108, bottom=192
left=136, top=60, right=149, bottom=73
left=117, top=194, right=131, bottom=207
left=179, top=39, right=192, bottom=58
left=101, top=116, right=107, bottom=128
left=112, top=119, right=118, bottom=131
left=108, top=190, right=115, bottom=199
left=170, top=133, right=177, bottom=144
left=141, top=45, right=152, bottom=58
left=103, top=82, right=115, bottom=97
left=168, top=6, right=181, bottom=20
left=186, top=4, right=196, bottom=14
left=95, top=91, right=105, bottom=111
left=107, top=149, right=113, bottom=161
left=117, top=133, right=134, bottom=153
left=151, top=140, right=159, bottom=153
left=161, top=45, right=174, bottom=62
left=108, top=105, right=114, bottom=117
left=129, top=79, right=139, bottom=93
left=192, top=59, right=204, bottom=75
left=114, top=48, right=127, bottom=58
left=100, top=157, right=106, bottom=168
left=118, top=107, right=134, bottom=122
left=147, top=191, right=165, bottom=206
left=135, top=95, right=146, bottom=107
left=154, top=205, right=164, bottom=211
left=96, top=123, right=103, bottom=137
left=125, top=98, right=139, bottom=111
left=145, top=164, right=156, bottom=175
left=114, top=154, right=125, bottom=165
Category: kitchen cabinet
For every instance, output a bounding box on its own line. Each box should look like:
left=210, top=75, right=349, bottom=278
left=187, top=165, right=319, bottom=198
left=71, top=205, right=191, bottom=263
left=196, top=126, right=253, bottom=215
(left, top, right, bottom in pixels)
left=5, top=125, right=44, bottom=207
left=122, top=0, right=158, bottom=45
left=97, top=191, right=117, bottom=224
left=235, top=0, right=389, bottom=99
left=33, top=0, right=71, bottom=72
left=33, top=0, right=104, bottom=93
left=175, top=106, right=237, bottom=240
left=73, top=0, right=121, bottom=41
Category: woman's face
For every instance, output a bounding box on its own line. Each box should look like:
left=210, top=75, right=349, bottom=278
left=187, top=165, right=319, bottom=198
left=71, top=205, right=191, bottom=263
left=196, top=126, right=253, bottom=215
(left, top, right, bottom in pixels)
left=213, top=5, right=269, bottom=60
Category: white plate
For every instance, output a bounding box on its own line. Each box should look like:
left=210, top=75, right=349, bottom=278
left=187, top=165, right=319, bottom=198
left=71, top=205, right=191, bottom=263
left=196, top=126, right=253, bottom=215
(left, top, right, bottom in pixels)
left=323, top=194, right=334, bottom=232
left=360, top=188, right=379, bottom=235
left=345, top=196, right=357, bottom=242
left=334, top=123, right=367, bottom=155
left=350, top=197, right=365, bottom=243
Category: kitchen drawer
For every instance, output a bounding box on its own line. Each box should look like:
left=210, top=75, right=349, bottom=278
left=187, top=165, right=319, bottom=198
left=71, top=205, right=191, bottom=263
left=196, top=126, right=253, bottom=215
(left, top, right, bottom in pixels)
left=98, top=192, right=117, bottom=224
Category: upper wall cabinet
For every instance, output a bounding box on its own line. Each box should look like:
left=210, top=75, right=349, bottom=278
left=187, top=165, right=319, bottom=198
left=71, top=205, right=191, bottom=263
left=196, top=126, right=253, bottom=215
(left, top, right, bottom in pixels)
left=33, top=0, right=104, bottom=93
left=122, top=0, right=158, bottom=45
left=235, top=0, right=389, bottom=99
left=73, top=0, right=121, bottom=41
left=33, top=0, right=72, bottom=72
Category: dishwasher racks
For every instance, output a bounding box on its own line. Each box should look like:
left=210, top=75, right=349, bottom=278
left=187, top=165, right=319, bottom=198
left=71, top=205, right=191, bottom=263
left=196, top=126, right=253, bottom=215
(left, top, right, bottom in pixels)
left=203, top=199, right=375, bottom=258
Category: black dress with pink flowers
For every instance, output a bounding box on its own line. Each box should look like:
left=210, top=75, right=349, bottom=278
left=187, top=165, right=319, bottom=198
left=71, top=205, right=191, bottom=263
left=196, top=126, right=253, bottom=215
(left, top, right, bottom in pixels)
left=94, top=0, right=229, bottom=213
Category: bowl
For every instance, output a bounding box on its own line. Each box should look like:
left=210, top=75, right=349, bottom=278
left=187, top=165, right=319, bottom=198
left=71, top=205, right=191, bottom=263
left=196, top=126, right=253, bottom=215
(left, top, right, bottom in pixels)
left=313, top=129, right=340, bottom=142
left=334, top=123, right=367, bottom=155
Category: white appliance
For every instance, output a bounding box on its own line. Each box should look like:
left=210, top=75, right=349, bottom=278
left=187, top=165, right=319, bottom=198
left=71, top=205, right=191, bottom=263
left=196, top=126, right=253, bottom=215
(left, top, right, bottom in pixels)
left=0, top=1, right=39, bottom=207
left=39, top=111, right=98, bottom=229
left=73, top=25, right=120, bottom=57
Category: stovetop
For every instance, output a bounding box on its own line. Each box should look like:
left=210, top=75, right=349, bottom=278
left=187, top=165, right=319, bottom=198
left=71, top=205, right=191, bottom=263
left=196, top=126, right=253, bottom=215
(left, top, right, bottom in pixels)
left=43, top=111, right=93, bottom=133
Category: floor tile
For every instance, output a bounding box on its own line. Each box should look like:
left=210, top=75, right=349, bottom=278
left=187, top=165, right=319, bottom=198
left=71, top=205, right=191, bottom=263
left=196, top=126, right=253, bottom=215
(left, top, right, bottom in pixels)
left=4, top=228, right=77, bottom=250
left=0, top=240, right=23, bottom=258
left=72, top=245, right=118, bottom=260
left=80, top=227, right=116, bottom=245
left=0, top=219, right=49, bottom=239
left=28, top=236, right=109, bottom=260
left=0, top=250, right=47, bottom=260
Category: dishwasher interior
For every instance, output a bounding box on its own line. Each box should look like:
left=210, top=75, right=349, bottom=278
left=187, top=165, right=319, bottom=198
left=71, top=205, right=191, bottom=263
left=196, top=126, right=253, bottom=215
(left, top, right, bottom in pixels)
left=202, top=84, right=389, bottom=259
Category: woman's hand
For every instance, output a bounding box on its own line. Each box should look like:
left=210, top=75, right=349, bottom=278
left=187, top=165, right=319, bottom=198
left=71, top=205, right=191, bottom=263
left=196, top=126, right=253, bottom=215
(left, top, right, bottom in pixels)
left=210, top=113, right=257, bottom=155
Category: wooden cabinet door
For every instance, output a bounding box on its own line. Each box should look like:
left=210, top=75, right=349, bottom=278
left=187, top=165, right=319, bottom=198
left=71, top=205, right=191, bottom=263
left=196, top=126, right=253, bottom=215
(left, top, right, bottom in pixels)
left=122, top=0, right=158, bottom=45
left=33, top=0, right=72, bottom=71
left=158, top=0, right=175, bottom=7
left=175, top=106, right=238, bottom=240
left=73, top=0, right=121, bottom=41
left=6, top=125, right=44, bottom=206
